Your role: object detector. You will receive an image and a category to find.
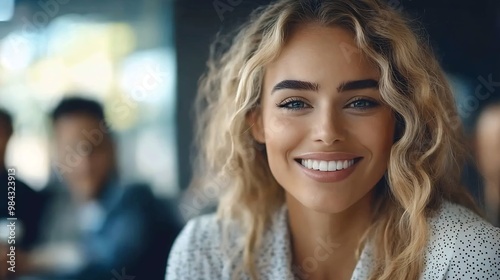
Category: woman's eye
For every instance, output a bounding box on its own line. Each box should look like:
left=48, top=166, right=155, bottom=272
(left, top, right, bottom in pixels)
left=277, top=99, right=311, bottom=110
left=347, top=99, right=379, bottom=109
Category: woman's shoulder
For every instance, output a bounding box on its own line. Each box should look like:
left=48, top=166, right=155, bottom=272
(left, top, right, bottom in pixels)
left=173, top=213, right=223, bottom=248
left=422, top=200, right=500, bottom=279
left=166, top=212, right=249, bottom=279
left=165, top=205, right=292, bottom=280
left=429, top=200, right=499, bottom=237
left=165, top=213, right=225, bottom=279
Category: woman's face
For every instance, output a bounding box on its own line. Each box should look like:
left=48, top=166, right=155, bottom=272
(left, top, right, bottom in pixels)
left=251, top=24, right=395, bottom=213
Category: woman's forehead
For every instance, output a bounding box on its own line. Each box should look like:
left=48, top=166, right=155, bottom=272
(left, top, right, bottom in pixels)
left=263, top=24, right=379, bottom=92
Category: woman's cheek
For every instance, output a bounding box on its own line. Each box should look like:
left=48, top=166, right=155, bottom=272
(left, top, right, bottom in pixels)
left=264, top=114, right=306, bottom=143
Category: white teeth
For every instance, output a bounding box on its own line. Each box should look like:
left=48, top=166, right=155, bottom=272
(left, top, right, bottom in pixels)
left=319, top=161, right=328, bottom=171
left=336, top=161, right=342, bottom=170
left=312, top=161, right=319, bottom=170
left=327, top=161, right=337, bottom=171
left=299, top=159, right=356, bottom=172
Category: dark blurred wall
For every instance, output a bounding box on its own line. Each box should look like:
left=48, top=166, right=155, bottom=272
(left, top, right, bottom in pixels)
left=174, top=0, right=272, bottom=190
left=403, top=0, right=499, bottom=78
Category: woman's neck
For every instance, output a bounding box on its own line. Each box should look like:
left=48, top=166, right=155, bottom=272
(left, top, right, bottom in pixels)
left=286, top=190, right=374, bottom=280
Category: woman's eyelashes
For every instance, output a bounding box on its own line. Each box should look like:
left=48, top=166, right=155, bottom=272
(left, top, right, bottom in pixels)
left=276, top=96, right=380, bottom=111
left=346, top=97, right=380, bottom=110
left=276, top=97, right=311, bottom=111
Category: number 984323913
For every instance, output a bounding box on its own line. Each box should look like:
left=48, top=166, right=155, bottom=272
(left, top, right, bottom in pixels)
left=7, top=168, right=15, bottom=217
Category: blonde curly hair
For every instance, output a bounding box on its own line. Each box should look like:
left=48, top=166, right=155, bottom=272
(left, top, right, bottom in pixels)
left=191, top=0, right=479, bottom=279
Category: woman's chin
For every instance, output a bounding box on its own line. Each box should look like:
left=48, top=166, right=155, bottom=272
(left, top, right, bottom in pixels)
left=285, top=186, right=374, bottom=214
left=292, top=192, right=356, bottom=214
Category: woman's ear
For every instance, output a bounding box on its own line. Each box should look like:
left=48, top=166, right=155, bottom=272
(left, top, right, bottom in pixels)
left=247, top=108, right=265, bottom=143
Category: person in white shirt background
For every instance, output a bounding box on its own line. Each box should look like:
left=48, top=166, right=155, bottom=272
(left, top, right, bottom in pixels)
left=474, top=95, right=500, bottom=227
left=167, top=0, right=500, bottom=279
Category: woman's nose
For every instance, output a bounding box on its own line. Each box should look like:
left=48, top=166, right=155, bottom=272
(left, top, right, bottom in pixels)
left=313, top=109, right=346, bottom=145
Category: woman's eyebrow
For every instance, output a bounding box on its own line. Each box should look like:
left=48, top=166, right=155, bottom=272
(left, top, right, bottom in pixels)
left=337, top=79, right=379, bottom=92
left=271, top=79, right=379, bottom=94
left=271, top=80, right=319, bottom=93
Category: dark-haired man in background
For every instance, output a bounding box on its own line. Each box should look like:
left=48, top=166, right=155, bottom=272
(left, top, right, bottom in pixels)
left=474, top=96, right=500, bottom=227
left=17, top=97, right=179, bottom=280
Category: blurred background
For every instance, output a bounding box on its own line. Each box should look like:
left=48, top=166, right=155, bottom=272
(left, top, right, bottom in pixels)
left=0, top=0, right=498, bottom=279
left=0, top=0, right=176, bottom=196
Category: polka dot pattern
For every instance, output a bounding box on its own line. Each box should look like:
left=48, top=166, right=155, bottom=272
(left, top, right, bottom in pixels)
left=166, top=201, right=500, bottom=279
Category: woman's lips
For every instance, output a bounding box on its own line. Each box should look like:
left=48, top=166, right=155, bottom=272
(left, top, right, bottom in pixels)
left=294, top=157, right=362, bottom=183
left=294, top=151, right=362, bottom=161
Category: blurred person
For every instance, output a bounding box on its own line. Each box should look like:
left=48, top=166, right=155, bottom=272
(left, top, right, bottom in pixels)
left=474, top=95, right=500, bottom=226
left=167, top=0, right=500, bottom=279
left=15, top=97, right=175, bottom=280
left=0, top=109, right=45, bottom=279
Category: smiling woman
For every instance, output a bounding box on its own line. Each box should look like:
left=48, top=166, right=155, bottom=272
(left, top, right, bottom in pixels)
left=166, top=0, right=500, bottom=279
left=251, top=26, right=395, bottom=217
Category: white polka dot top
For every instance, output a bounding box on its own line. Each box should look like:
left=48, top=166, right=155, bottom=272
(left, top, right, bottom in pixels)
left=166, top=201, right=500, bottom=279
